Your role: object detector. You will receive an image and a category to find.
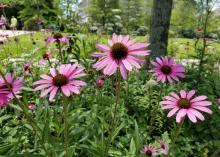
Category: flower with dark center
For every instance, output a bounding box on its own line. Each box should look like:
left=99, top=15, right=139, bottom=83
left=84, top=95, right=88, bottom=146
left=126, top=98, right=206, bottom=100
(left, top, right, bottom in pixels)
left=111, top=43, right=128, bottom=60
left=33, top=64, right=86, bottom=101
left=161, top=90, right=212, bottom=123
left=178, top=98, right=191, bottom=109
left=53, top=74, right=68, bottom=87
left=161, top=65, right=172, bottom=75
left=43, top=53, right=49, bottom=59
left=39, top=51, right=52, bottom=65
left=149, top=56, right=185, bottom=83
left=46, top=33, right=68, bottom=45
left=159, top=140, right=169, bottom=155
left=92, top=33, right=150, bottom=79
left=0, top=73, right=23, bottom=99
left=23, top=61, right=32, bottom=74
left=141, top=144, right=157, bottom=156
left=53, top=33, right=63, bottom=40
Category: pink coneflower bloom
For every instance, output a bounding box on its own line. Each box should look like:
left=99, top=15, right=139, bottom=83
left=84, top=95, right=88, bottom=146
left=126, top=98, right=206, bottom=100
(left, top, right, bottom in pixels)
left=95, top=79, right=105, bottom=88
left=0, top=93, right=9, bottom=106
left=46, top=33, right=69, bottom=45
left=0, top=73, right=23, bottom=99
left=158, top=140, right=169, bottom=155
left=33, top=64, right=86, bottom=101
left=39, top=51, right=52, bottom=65
left=149, top=56, right=185, bottom=83
left=23, top=60, right=32, bottom=74
left=141, top=144, right=157, bottom=156
left=0, top=84, right=9, bottom=106
left=92, top=33, right=150, bottom=79
left=160, top=90, right=212, bottom=123
left=28, top=103, right=36, bottom=110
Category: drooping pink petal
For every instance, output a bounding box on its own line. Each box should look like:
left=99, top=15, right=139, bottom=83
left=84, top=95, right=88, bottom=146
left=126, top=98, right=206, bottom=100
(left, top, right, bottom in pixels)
left=192, top=106, right=212, bottom=114
left=49, top=87, right=58, bottom=101
left=119, top=63, right=127, bottom=79
left=188, top=108, right=205, bottom=121
left=187, top=90, right=195, bottom=99
left=50, top=68, right=57, bottom=77
left=191, top=101, right=212, bottom=106
left=160, top=101, right=176, bottom=105
left=187, top=111, right=197, bottom=123
left=167, top=107, right=179, bottom=117
left=180, top=90, right=186, bottom=98
left=96, top=44, right=111, bottom=52
left=122, top=59, right=132, bottom=71
left=61, top=86, right=71, bottom=97
left=176, top=109, right=187, bottom=123
left=191, top=95, right=207, bottom=103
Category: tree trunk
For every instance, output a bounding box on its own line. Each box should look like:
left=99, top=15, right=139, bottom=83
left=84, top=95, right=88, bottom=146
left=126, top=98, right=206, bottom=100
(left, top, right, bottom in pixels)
left=149, top=0, right=173, bottom=57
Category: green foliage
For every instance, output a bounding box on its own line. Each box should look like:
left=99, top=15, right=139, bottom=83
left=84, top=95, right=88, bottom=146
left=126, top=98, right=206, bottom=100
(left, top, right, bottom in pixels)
left=18, top=0, right=60, bottom=30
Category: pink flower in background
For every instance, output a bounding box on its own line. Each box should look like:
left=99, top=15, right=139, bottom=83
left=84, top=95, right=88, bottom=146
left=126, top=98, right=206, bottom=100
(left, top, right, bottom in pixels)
left=141, top=144, right=157, bottom=156
left=95, top=79, right=105, bottom=88
left=92, top=33, right=150, bottom=79
left=23, top=60, right=32, bottom=74
left=0, top=73, right=23, bottom=99
left=39, top=51, right=52, bottom=65
left=159, top=140, right=169, bottom=155
left=149, top=56, right=185, bottom=83
left=161, top=90, right=212, bottom=123
left=46, top=33, right=69, bottom=45
left=33, top=64, right=86, bottom=101
left=28, top=103, right=36, bottom=110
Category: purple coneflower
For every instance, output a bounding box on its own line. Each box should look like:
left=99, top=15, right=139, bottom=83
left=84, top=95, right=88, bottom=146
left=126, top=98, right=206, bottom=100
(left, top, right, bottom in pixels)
left=39, top=51, right=52, bottom=65
left=23, top=60, right=32, bottom=74
left=149, top=56, right=185, bottom=83
left=0, top=73, right=23, bottom=99
left=161, top=90, right=212, bottom=123
left=141, top=144, right=157, bottom=156
left=33, top=64, right=86, bottom=101
left=46, top=33, right=69, bottom=45
left=92, top=33, right=150, bottom=79
left=158, top=140, right=169, bottom=155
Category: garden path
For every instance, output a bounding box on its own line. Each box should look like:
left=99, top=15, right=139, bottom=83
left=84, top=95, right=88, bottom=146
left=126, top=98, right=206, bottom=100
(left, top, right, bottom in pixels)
left=0, top=30, right=30, bottom=42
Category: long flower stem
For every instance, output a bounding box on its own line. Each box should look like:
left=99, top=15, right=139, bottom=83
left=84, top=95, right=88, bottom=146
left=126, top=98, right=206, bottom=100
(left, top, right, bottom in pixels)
left=103, top=71, right=121, bottom=157
left=63, top=97, right=69, bottom=157
left=47, top=58, right=52, bottom=68
left=171, top=118, right=185, bottom=146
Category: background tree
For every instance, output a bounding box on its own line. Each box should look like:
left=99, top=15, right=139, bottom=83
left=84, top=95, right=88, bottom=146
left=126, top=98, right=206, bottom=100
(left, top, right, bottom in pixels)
left=19, top=0, right=60, bottom=30
left=120, top=0, right=152, bottom=34
left=149, top=0, right=173, bottom=57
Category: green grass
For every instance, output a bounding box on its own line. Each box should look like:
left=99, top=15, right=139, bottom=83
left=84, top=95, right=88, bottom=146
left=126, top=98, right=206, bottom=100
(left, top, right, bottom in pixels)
left=0, top=32, right=47, bottom=60
left=1, top=32, right=220, bottom=61
left=168, top=38, right=220, bottom=59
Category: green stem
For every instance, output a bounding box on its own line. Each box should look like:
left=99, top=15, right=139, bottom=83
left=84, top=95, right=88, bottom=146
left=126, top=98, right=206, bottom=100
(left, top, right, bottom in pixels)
left=47, top=58, right=52, bottom=68
left=63, top=97, right=69, bottom=157
left=157, top=84, right=164, bottom=105
left=171, top=118, right=185, bottom=146
left=58, top=42, right=63, bottom=62
left=103, top=70, right=121, bottom=157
